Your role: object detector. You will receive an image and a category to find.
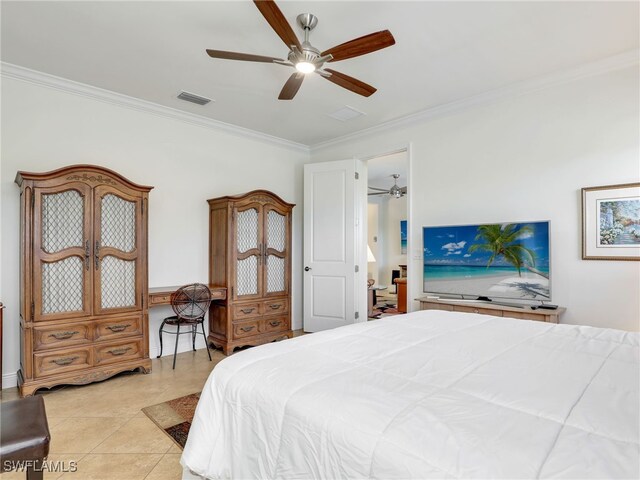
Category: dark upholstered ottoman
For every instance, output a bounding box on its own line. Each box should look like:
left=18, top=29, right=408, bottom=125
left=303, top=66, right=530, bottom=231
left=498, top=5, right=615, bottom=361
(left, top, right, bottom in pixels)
left=0, top=396, right=51, bottom=480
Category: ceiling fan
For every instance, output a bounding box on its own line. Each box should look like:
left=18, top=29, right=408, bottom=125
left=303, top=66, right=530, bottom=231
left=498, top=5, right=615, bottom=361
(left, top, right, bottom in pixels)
left=205, top=0, right=395, bottom=100
left=369, top=174, right=407, bottom=198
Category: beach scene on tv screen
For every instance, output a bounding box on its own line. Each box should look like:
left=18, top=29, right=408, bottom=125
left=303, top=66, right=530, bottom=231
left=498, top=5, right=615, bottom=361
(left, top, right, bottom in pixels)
left=423, top=222, right=550, bottom=300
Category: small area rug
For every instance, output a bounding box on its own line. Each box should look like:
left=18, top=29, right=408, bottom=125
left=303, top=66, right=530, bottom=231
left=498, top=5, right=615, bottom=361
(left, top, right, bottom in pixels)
left=371, top=306, right=401, bottom=317
left=142, top=392, right=200, bottom=449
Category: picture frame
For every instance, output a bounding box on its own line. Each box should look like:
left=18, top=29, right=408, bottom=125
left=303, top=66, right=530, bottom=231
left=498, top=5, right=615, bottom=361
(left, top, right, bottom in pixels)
left=582, top=183, right=640, bottom=260
left=400, top=220, right=407, bottom=254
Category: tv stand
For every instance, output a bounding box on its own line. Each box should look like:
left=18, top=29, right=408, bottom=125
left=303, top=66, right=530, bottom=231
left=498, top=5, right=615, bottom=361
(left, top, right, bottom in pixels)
left=417, top=297, right=565, bottom=324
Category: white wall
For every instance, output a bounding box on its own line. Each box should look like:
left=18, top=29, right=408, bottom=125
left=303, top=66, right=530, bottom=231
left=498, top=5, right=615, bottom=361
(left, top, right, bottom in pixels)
left=367, top=201, right=380, bottom=283
left=312, top=66, right=640, bottom=332
left=1, top=77, right=308, bottom=387
left=378, top=195, right=408, bottom=289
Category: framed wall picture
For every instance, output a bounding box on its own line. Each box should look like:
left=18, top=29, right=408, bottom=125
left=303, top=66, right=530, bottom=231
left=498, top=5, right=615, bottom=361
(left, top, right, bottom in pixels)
left=400, top=220, right=407, bottom=254
left=582, top=183, right=640, bottom=260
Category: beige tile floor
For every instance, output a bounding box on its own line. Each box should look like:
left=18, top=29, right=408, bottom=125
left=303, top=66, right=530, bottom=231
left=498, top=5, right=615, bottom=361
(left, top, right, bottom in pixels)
left=0, top=348, right=226, bottom=480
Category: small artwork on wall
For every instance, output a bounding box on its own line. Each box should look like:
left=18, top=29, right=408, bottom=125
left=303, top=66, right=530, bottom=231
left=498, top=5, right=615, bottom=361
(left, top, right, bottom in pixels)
left=400, top=220, right=407, bottom=254
left=582, top=183, right=640, bottom=260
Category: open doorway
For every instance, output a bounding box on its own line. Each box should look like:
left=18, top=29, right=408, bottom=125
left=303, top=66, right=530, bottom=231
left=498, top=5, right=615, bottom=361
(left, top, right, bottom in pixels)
left=365, top=151, right=409, bottom=319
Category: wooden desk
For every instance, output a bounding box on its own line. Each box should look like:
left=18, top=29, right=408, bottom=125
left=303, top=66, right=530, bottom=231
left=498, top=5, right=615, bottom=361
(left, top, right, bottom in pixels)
left=418, top=297, right=565, bottom=323
left=149, top=285, right=226, bottom=307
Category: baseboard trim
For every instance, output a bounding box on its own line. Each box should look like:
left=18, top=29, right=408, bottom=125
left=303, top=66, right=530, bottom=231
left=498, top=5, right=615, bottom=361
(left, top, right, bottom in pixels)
left=2, top=372, right=19, bottom=390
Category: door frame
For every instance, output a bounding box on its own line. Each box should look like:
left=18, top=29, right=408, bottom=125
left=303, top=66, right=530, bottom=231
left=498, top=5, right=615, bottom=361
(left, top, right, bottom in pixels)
left=356, top=143, right=414, bottom=313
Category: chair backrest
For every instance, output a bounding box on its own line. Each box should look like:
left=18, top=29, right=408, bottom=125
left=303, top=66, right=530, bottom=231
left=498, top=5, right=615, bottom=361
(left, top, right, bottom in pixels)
left=170, top=283, right=212, bottom=321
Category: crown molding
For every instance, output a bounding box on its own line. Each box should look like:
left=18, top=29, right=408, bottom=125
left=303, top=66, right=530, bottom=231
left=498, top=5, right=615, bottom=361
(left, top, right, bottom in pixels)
left=310, top=49, right=640, bottom=152
left=2, top=49, right=637, bottom=155
left=0, top=62, right=310, bottom=154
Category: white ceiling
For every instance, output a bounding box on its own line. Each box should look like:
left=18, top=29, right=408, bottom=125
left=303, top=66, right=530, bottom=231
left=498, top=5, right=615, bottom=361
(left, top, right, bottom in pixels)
left=2, top=1, right=638, bottom=146
left=367, top=151, right=407, bottom=186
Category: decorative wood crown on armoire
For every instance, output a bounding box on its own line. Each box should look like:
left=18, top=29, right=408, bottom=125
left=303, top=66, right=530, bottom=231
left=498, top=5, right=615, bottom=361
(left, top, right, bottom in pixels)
left=208, top=190, right=294, bottom=355
left=15, top=165, right=153, bottom=396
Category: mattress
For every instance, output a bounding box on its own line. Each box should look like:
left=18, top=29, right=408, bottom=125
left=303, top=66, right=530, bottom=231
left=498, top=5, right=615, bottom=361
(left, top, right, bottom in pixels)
left=181, top=310, right=640, bottom=479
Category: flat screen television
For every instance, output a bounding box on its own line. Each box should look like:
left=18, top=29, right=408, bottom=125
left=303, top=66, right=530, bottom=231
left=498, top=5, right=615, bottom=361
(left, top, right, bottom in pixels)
left=423, top=221, right=550, bottom=301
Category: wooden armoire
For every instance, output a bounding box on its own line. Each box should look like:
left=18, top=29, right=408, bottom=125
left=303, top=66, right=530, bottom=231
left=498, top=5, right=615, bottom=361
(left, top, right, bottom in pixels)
left=208, top=190, right=294, bottom=355
left=15, top=165, right=152, bottom=396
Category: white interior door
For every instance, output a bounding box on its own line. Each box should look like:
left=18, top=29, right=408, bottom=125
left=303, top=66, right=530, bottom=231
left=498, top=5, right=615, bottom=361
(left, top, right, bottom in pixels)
left=303, top=160, right=366, bottom=332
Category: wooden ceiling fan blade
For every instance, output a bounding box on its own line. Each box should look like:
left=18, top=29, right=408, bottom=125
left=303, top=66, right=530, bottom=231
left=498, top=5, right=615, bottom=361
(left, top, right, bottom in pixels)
left=278, top=73, right=304, bottom=100
left=368, top=192, right=388, bottom=196
left=323, top=69, right=376, bottom=97
left=368, top=187, right=389, bottom=192
left=254, top=0, right=302, bottom=50
left=321, top=30, right=395, bottom=62
left=206, top=49, right=285, bottom=63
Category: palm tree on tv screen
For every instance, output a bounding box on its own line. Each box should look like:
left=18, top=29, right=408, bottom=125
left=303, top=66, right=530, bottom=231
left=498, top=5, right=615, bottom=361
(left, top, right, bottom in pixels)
left=468, top=224, right=548, bottom=278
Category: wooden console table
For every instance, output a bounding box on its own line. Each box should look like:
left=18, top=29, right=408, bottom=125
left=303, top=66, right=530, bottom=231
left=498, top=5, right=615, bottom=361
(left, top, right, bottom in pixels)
left=418, top=297, right=564, bottom=323
left=149, top=285, right=226, bottom=307
left=394, top=278, right=407, bottom=313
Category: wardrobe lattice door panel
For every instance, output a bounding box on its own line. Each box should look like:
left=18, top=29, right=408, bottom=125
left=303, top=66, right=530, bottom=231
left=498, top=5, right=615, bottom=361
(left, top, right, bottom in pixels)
left=101, top=194, right=136, bottom=252
left=236, top=208, right=259, bottom=253
left=32, top=183, right=93, bottom=321
left=93, top=185, right=143, bottom=314
left=41, top=190, right=84, bottom=253
left=266, top=210, right=286, bottom=252
left=266, top=255, right=285, bottom=293
left=101, top=256, right=136, bottom=309
left=236, top=256, right=259, bottom=296
left=41, top=257, right=84, bottom=314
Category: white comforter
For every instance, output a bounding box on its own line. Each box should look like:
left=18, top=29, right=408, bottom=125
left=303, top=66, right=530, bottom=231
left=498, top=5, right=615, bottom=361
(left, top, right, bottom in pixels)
left=182, top=311, right=640, bottom=479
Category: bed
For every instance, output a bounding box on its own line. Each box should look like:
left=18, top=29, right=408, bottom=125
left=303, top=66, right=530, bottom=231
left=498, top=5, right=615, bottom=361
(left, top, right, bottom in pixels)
left=182, top=310, right=639, bottom=479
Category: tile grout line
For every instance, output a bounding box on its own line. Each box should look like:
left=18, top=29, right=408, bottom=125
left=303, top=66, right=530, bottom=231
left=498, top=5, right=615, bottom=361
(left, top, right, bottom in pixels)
left=142, top=452, right=173, bottom=480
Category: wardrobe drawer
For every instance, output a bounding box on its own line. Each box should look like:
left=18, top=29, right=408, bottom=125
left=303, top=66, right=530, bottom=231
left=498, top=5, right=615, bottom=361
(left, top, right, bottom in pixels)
left=232, top=303, right=261, bottom=320
left=34, top=347, right=92, bottom=378
left=33, top=322, right=91, bottom=351
left=94, top=316, right=142, bottom=341
left=260, top=316, right=289, bottom=334
left=94, top=339, right=144, bottom=366
left=232, top=321, right=260, bottom=339
left=261, top=299, right=288, bottom=315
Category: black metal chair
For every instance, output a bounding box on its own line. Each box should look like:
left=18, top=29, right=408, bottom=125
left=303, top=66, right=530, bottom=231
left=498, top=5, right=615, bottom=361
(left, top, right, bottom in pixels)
left=157, top=283, right=213, bottom=369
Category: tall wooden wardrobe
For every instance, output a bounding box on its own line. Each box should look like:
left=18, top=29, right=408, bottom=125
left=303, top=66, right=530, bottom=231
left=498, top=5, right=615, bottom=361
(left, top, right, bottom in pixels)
left=15, top=165, right=152, bottom=396
left=208, top=190, right=294, bottom=355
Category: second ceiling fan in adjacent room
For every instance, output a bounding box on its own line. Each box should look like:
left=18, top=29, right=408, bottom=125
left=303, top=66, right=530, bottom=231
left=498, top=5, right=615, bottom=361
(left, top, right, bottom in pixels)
left=369, top=174, right=407, bottom=199
left=205, top=0, right=396, bottom=100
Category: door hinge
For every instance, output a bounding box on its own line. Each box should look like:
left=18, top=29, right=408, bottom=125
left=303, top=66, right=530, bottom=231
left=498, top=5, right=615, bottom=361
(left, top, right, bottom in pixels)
left=354, top=172, right=359, bottom=180
left=355, top=311, right=360, bottom=319
left=31, top=301, right=34, bottom=320
left=355, top=265, right=359, bottom=273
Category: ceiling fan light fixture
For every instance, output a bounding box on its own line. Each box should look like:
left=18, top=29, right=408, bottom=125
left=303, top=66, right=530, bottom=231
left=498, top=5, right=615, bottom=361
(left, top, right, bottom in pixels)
left=295, top=61, right=316, bottom=73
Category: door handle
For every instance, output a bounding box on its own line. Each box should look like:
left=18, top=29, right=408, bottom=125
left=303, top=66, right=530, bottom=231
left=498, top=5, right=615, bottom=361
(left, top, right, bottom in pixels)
left=95, top=241, right=100, bottom=270
left=304, top=266, right=311, bottom=272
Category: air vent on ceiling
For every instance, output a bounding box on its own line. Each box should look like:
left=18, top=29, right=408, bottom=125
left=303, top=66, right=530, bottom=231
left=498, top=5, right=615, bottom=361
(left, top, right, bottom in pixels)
left=327, top=105, right=365, bottom=122
left=177, top=91, right=212, bottom=106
